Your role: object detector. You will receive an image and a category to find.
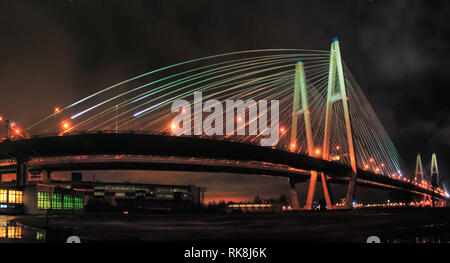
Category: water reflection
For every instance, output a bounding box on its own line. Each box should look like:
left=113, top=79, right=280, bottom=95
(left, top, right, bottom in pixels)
left=0, top=216, right=45, bottom=242
left=387, top=236, right=444, bottom=243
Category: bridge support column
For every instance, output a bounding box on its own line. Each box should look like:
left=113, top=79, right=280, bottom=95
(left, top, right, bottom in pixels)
left=42, top=169, right=51, bottom=184
left=344, top=171, right=357, bottom=209
left=291, top=59, right=334, bottom=210
left=322, top=37, right=358, bottom=210
left=16, top=158, right=29, bottom=187
left=289, top=178, right=300, bottom=210
left=320, top=172, right=334, bottom=209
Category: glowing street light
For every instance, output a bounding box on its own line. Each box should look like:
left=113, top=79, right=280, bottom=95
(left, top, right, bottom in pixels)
left=170, top=123, right=177, bottom=133
left=0, top=116, right=3, bottom=122
left=315, top=148, right=321, bottom=156
left=62, top=122, right=70, bottom=130
left=280, top=127, right=285, bottom=133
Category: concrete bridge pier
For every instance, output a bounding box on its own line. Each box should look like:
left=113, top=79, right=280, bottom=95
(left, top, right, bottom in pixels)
left=337, top=170, right=357, bottom=210
left=41, top=169, right=52, bottom=184
left=288, top=178, right=300, bottom=210
left=16, top=157, right=30, bottom=187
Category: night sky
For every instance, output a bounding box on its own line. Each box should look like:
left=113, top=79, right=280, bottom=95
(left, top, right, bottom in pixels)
left=0, top=0, right=448, bottom=203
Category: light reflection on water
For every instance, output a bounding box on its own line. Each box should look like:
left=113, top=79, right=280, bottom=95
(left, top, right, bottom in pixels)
left=387, top=236, right=445, bottom=243
left=0, top=216, right=46, bottom=242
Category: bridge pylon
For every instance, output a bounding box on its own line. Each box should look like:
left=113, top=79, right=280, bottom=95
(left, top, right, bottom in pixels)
left=431, top=153, right=440, bottom=186
left=429, top=153, right=441, bottom=208
left=290, top=59, right=333, bottom=210
left=415, top=153, right=424, bottom=182
left=323, top=37, right=358, bottom=209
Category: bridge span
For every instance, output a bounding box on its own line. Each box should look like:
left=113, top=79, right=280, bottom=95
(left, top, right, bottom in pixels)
left=0, top=133, right=447, bottom=207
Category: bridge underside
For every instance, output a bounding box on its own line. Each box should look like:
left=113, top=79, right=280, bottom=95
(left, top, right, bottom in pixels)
left=0, top=133, right=447, bottom=206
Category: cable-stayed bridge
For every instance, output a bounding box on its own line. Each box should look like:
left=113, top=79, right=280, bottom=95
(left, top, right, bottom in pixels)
left=0, top=38, right=447, bottom=210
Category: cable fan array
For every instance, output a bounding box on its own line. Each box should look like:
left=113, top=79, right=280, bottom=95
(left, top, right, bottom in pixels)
left=26, top=49, right=407, bottom=181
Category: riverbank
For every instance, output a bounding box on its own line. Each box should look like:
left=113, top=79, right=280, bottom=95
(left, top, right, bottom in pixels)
left=11, top=207, right=450, bottom=243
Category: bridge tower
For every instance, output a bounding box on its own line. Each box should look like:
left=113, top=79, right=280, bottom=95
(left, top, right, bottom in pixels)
left=414, top=153, right=424, bottom=182
left=323, top=37, right=358, bottom=209
left=291, top=59, right=333, bottom=210
left=429, top=153, right=440, bottom=207
left=431, top=153, right=440, bottom=187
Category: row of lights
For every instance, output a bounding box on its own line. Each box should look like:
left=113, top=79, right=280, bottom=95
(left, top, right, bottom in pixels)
left=0, top=116, right=24, bottom=138
left=55, top=107, right=71, bottom=132
left=170, top=120, right=448, bottom=198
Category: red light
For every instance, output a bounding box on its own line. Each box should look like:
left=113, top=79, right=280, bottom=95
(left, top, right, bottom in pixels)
left=369, top=158, right=374, bottom=163
left=15, top=129, right=20, bottom=134
left=0, top=116, right=3, bottom=121
left=280, top=127, right=285, bottom=133
left=336, top=146, right=341, bottom=150
left=54, top=107, right=60, bottom=113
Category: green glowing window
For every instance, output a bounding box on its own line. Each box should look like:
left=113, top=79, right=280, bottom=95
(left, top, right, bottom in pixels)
left=36, top=232, right=45, bottom=241
left=74, top=197, right=84, bottom=210
left=37, top=192, right=51, bottom=210
left=52, top=193, right=62, bottom=210
left=63, top=195, right=74, bottom=210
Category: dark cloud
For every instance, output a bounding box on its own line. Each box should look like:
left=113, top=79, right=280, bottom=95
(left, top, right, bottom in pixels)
left=0, top=0, right=448, bottom=201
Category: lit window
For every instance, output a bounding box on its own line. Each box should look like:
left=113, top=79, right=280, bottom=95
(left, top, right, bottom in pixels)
left=37, top=192, right=51, bottom=210
left=0, top=190, right=7, bottom=203
left=74, top=197, right=84, bottom=210
left=8, top=190, right=23, bottom=204
left=52, top=193, right=62, bottom=210
left=36, top=232, right=45, bottom=240
left=63, top=195, right=74, bottom=210
left=0, top=227, right=6, bottom=238
left=7, top=226, right=22, bottom=239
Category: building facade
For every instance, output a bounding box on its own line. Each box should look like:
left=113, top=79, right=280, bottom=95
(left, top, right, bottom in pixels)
left=58, top=180, right=206, bottom=211
left=0, top=182, right=84, bottom=215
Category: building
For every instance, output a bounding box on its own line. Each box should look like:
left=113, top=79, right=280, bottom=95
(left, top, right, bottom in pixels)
left=56, top=179, right=206, bottom=211
left=226, top=203, right=283, bottom=213
left=0, top=172, right=206, bottom=214
left=0, top=187, right=23, bottom=214
left=0, top=182, right=84, bottom=215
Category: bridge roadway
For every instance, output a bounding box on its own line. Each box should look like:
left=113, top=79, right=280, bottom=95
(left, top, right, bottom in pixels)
left=0, top=132, right=446, bottom=200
